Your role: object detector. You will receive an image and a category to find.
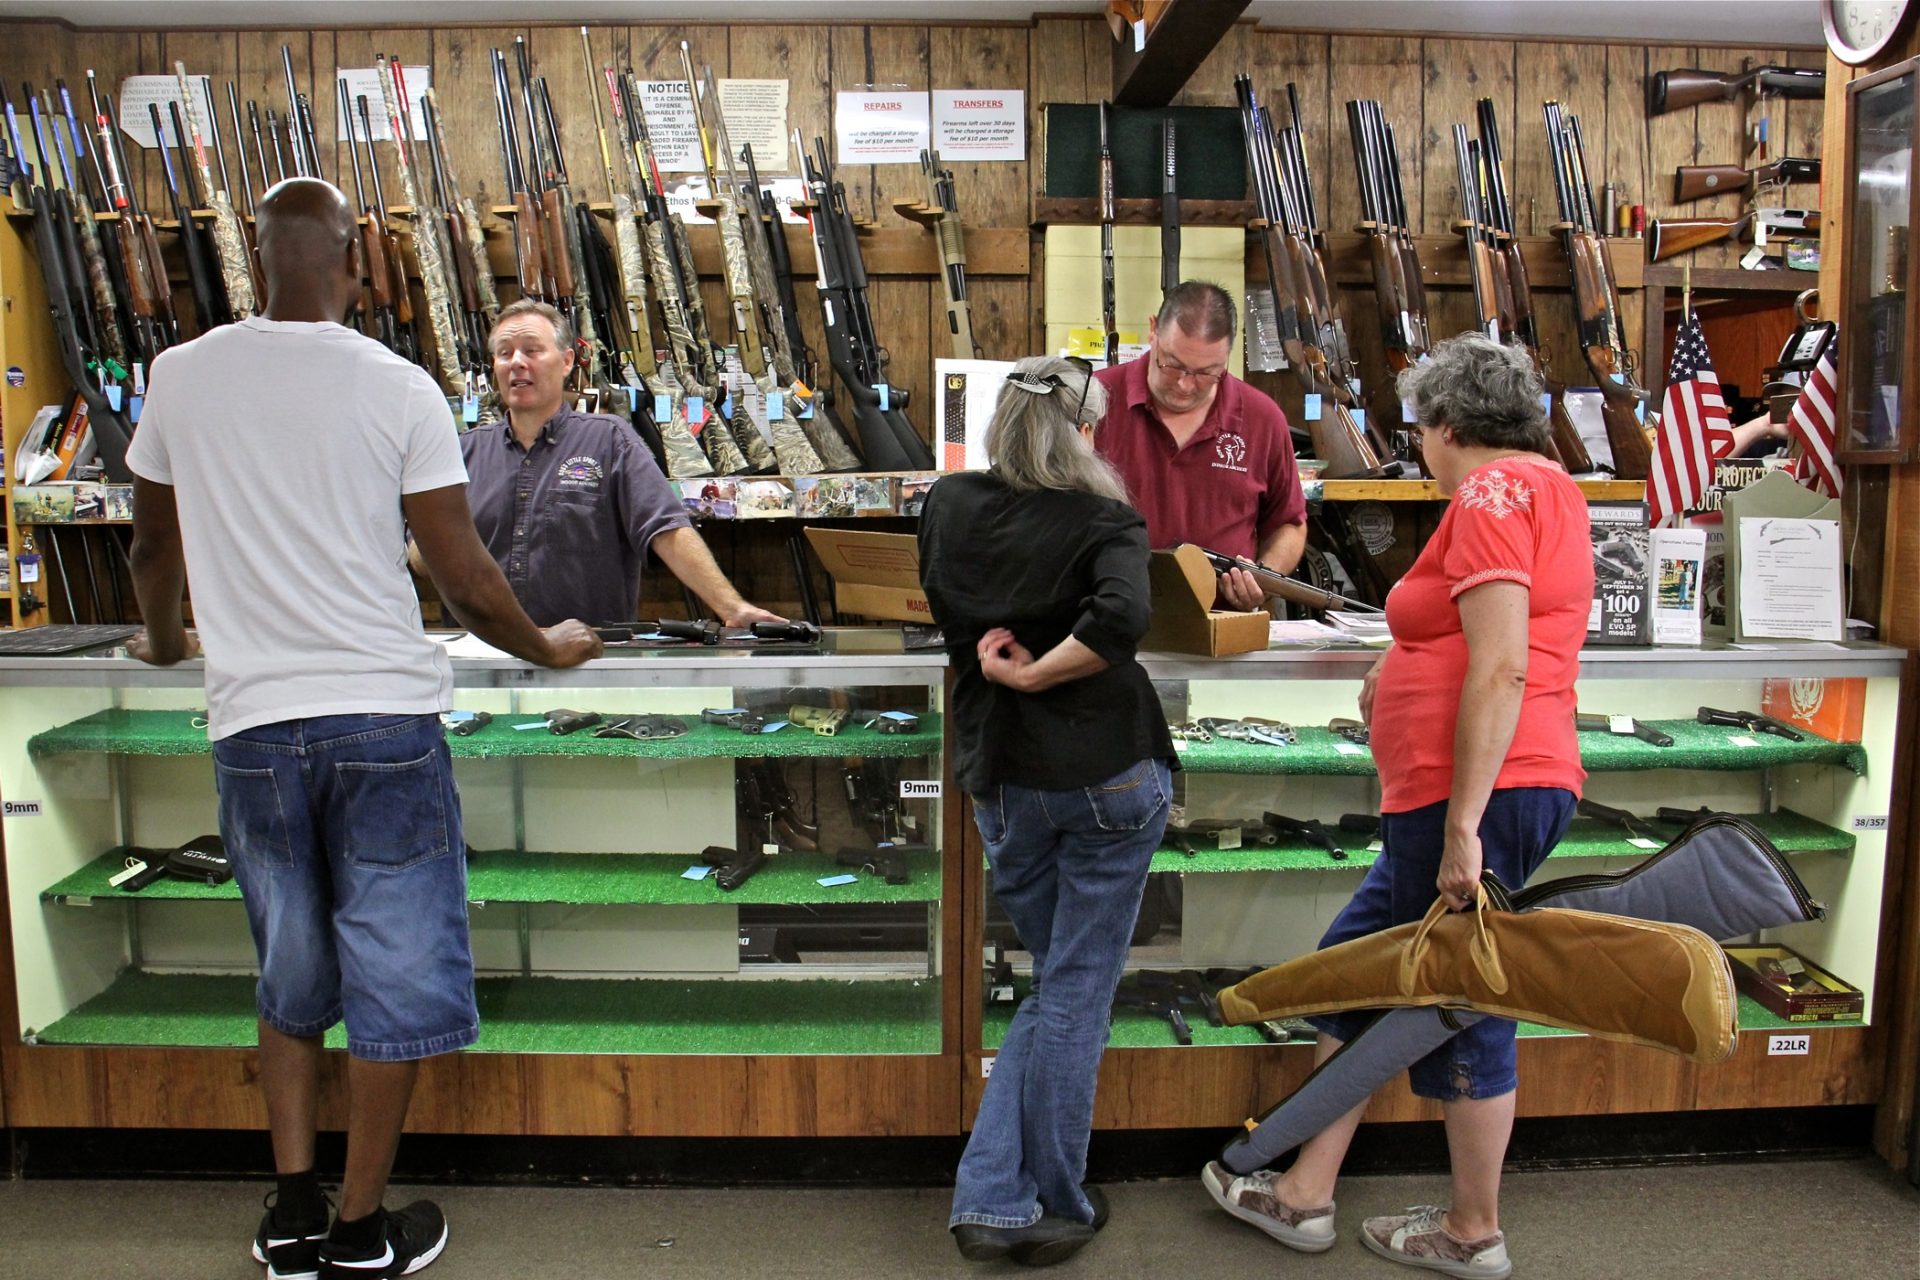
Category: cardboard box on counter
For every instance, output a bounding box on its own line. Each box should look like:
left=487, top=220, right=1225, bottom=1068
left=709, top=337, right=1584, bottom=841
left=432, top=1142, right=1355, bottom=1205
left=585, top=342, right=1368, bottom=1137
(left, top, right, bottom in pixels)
left=1140, top=544, right=1270, bottom=657
left=1762, top=676, right=1867, bottom=744
left=805, top=528, right=931, bottom=624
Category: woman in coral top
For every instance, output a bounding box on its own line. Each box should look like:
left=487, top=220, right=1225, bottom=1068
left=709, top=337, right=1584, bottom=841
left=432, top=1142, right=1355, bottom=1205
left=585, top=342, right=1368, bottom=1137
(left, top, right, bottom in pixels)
left=1205, top=334, right=1593, bottom=1280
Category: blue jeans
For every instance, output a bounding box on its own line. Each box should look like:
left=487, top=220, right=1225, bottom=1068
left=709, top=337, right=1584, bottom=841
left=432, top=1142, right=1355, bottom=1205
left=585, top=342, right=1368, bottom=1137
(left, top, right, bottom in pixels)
left=1309, top=786, right=1576, bottom=1100
left=211, top=713, right=479, bottom=1062
left=951, top=758, right=1172, bottom=1229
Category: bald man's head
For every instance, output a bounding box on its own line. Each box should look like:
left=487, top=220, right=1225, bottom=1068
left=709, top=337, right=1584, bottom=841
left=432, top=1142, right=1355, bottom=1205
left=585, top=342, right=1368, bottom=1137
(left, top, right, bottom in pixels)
left=256, top=178, right=358, bottom=311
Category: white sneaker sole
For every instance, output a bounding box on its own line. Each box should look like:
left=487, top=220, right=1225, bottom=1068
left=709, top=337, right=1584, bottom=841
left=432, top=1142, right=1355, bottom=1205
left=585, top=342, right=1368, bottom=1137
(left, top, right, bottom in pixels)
left=401, top=1222, right=449, bottom=1275
left=1200, top=1162, right=1336, bottom=1254
left=1359, top=1224, right=1513, bottom=1280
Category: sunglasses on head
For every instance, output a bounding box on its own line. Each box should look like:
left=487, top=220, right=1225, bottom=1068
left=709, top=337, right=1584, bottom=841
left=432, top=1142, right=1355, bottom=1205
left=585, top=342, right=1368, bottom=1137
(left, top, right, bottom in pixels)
left=1004, top=356, right=1097, bottom=426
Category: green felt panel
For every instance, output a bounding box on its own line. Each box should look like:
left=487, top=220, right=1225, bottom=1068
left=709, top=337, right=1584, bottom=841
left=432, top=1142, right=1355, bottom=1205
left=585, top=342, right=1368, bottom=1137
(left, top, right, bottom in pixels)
left=980, top=994, right=1859, bottom=1051
left=43, top=847, right=943, bottom=907
left=1043, top=103, right=1247, bottom=200
left=28, top=709, right=941, bottom=763
left=1149, top=810, right=1853, bottom=875
left=1166, top=720, right=1862, bottom=777
left=34, top=971, right=942, bottom=1055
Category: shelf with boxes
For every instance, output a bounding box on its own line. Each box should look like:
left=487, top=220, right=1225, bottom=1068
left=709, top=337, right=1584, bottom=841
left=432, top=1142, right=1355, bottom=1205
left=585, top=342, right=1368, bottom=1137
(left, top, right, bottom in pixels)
left=969, top=641, right=1901, bottom=1128
left=0, top=636, right=961, bottom=1115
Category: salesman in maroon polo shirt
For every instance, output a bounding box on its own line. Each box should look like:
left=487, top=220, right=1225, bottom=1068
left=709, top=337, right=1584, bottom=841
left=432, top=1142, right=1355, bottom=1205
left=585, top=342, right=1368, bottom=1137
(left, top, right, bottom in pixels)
left=1092, top=282, right=1307, bottom=611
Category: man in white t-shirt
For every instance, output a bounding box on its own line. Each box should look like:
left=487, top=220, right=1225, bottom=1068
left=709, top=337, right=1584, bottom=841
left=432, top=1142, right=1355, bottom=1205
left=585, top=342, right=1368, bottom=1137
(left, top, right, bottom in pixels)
left=127, top=178, right=599, bottom=1280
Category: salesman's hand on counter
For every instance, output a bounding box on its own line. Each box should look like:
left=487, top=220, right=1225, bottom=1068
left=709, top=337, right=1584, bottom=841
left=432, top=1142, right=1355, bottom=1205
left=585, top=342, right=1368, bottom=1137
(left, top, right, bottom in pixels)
left=539, top=620, right=606, bottom=668
left=128, top=629, right=200, bottom=666
left=723, top=604, right=787, bottom=628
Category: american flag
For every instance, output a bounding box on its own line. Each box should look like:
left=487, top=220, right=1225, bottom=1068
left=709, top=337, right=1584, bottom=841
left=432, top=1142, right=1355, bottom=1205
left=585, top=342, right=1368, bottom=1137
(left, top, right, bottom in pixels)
left=1786, top=350, right=1841, bottom=498
left=1649, top=314, right=1735, bottom=528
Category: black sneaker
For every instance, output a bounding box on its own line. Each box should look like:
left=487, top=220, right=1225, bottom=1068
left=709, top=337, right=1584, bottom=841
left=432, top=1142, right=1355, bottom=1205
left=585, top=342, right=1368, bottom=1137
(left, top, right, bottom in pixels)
left=318, top=1201, right=448, bottom=1279
left=251, top=1190, right=330, bottom=1280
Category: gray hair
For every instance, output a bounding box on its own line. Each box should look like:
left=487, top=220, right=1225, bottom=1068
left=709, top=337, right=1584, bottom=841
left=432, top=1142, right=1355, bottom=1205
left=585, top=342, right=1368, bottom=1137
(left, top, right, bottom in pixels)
left=985, top=356, right=1129, bottom=504
left=1397, top=332, right=1550, bottom=452
left=490, top=297, right=575, bottom=354
left=1158, top=280, right=1237, bottom=347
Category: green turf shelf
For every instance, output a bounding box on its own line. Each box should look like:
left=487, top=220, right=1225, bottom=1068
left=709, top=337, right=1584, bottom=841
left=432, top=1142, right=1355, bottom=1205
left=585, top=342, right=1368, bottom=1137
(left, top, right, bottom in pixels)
left=32, top=970, right=943, bottom=1055
left=26, top=708, right=941, bottom=762
left=1148, top=810, right=1853, bottom=875
left=980, top=993, right=1860, bottom=1051
left=1160, top=719, right=1863, bottom=778
left=42, top=847, right=943, bottom=907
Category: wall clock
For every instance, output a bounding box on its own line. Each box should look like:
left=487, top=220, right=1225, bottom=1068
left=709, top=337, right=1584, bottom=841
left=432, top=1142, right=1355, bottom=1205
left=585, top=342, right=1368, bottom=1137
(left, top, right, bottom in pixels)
left=1825, top=0, right=1916, bottom=66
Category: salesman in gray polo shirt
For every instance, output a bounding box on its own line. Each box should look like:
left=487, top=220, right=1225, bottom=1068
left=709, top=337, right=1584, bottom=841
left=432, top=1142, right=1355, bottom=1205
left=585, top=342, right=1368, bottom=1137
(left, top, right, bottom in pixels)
left=437, top=298, right=781, bottom=628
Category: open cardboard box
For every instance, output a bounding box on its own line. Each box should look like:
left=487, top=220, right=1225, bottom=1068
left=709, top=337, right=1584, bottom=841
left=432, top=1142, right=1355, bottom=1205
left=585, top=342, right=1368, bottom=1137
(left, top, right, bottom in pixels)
left=1141, top=545, right=1271, bottom=657
left=804, top=528, right=932, bottom=623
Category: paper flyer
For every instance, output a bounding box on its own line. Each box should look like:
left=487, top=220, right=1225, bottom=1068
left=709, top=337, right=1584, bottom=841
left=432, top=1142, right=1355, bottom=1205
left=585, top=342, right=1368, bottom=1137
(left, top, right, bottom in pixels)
left=117, top=75, right=220, bottom=149
left=932, top=89, right=1025, bottom=161
left=1651, top=527, right=1707, bottom=646
left=835, top=90, right=931, bottom=165
left=1737, top=517, right=1843, bottom=641
left=336, top=68, right=429, bottom=142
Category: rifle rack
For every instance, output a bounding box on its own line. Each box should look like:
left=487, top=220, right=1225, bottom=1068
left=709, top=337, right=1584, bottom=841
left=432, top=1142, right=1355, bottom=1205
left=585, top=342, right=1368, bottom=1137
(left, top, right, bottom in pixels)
left=1033, top=195, right=1256, bottom=227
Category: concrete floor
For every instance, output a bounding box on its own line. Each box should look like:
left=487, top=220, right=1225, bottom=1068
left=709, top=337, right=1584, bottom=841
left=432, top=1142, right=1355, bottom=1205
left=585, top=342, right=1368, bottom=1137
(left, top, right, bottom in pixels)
left=0, top=1157, right=1913, bottom=1279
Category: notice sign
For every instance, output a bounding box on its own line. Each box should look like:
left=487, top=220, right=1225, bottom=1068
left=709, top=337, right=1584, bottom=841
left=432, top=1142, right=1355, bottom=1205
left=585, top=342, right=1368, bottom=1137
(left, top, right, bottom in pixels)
left=1737, top=516, right=1844, bottom=641
left=336, top=68, right=430, bottom=142
left=638, top=80, right=702, bottom=173
left=835, top=90, right=930, bottom=165
left=718, top=79, right=790, bottom=172
left=934, top=88, right=1025, bottom=161
left=117, top=75, right=219, bottom=149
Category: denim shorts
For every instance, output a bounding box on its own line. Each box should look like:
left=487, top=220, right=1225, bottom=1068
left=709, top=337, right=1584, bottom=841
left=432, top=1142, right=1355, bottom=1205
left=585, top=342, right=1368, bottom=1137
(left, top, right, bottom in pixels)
left=211, top=713, right=478, bottom=1062
left=1308, top=786, right=1575, bottom=1101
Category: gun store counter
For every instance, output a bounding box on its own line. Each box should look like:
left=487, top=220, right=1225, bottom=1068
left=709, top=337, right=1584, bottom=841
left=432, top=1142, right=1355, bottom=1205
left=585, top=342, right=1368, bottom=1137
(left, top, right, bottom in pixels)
left=0, top=629, right=1906, bottom=1139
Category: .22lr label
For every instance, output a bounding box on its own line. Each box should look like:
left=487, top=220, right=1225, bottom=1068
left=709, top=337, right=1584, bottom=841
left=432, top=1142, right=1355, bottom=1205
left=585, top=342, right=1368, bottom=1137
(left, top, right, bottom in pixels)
left=1767, top=1033, right=1811, bottom=1057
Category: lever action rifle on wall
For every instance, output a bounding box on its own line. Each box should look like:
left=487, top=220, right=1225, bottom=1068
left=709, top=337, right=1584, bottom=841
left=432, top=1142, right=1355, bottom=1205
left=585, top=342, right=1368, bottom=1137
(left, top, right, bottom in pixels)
left=800, top=132, right=936, bottom=470
left=1648, top=208, right=1820, bottom=263
left=1543, top=100, right=1650, bottom=479
left=1647, top=64, right=1825, bottom=116
left=1233, top=75, right=1388, bottom=480
left=1673, top=156, right=1819, bottom=204
left=1472, top=99, right=1593, bottom=472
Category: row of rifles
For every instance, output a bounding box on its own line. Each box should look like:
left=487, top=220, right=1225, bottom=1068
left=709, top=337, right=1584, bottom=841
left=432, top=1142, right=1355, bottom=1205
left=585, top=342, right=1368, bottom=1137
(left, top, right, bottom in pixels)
left=0, top=33, right=947, bottom=484
left=1232, top=78, right=1651, bottom=481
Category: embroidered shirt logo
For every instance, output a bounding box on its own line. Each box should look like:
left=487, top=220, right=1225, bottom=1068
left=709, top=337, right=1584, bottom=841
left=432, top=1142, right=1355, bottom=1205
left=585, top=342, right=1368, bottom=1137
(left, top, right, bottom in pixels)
left=1456, top=468, right=1532, bottom=519
left=555, top=455, right=603, bottom=491
left=1212, top=432, right=1249, bottom=473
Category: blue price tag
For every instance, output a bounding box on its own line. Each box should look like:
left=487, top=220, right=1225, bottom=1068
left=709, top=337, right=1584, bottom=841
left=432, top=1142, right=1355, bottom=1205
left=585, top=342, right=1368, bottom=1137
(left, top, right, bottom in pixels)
left=874, top=383, right=890, bottom=411
left=1303, top=393, right=1322, bottom=421
left=654, top=393, right=673, bottom=422
left=683, top=865, right=714, bottom=881
left=105, top=384, right=123, bottom=411
left=758, top=720, right=790, bottom=733
left=767, top=391, right=784, bottom=420
left=129, top=395, right=144, bottom=423
left=462, top=392, right=479, bottom=424
left=816, top=874, right=859, bottom=887
left=719, top=396, right=733, bottom=420
left=625, top=385, right=638, bottom=412
left=688, top=395, right=705, bottom=423
left=797, top=395, right=814, bottom=419
left=1352, top=407, right=1367, bottom=433
left=1400, top=398, right=1416, bottom=424
left=1539, top=393, right=1552, bottom=415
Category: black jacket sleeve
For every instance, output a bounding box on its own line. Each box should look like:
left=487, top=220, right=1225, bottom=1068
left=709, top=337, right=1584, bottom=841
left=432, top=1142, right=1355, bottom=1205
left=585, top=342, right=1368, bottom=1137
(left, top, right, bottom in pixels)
left=1070, top=506, right=1153, bottom=666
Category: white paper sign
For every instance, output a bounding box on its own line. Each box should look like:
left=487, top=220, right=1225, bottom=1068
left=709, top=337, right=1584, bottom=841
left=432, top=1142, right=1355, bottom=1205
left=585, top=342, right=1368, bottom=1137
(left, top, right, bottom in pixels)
left=337, top=67, right=430, bottom=142
left=1737, top=517, right=1844, bottom=641
left=760, top=177, right=811, bottom=225
left=639, top=80, right=702, bottom=173
left=935, top=357, right=1019, bottom=470
left=835, top=90, right=931, bottom=165
left=933, top=88, right=1025, bottom=161
left=719, top=79, right=790, bottom=172
left=1651, top=527, right=1707, bottom=646
left=117, top=75, right=219, bottom=150
left=664, top=175, right=714, bottom=225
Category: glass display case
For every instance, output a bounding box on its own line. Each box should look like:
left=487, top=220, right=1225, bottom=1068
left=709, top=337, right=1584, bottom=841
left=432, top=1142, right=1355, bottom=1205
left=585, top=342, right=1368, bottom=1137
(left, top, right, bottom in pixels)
left=1842, top=55, right=1920, bottom=463
left=974, top=642, right=1904, bottom=1127
left=0, top=632, right=952, bottom=1070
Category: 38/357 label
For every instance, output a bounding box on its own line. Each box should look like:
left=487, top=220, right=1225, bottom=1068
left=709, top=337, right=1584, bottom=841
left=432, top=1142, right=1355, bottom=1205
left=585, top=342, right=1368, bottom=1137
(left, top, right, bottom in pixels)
left=900, top=780, right=943, bottom=800
left=1768, top=1033, right=1811, bottom=1056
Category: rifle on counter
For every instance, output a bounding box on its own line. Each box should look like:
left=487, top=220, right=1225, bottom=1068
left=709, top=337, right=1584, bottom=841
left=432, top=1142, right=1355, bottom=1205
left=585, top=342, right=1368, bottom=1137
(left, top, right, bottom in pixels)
left=800, top=132, right=937, bottom=470
left=1160, top=117, right=1179, bottom=297
left=378, top=58, right=468, bottom=384
left=1476, top=99, right=1592, bottom=473
left=1544, top=100, right=1650, bottom=480
left=10, top=79, right=135, bottom=480
left=1098, top=101, right=1119, bottom=366
left=922, top=147, right=978, bottom=358
left=1647, top=208, right=1819, bottom=263
left=1194, top=546, right=1381, bottom=614
left=1233, top=76, right=1388, bottom=480
left=175, top=63, right=255, bottom=321
left=1648, top=64, right=1825, bottom=116
left=1674, top=156, right=1819, bottom=204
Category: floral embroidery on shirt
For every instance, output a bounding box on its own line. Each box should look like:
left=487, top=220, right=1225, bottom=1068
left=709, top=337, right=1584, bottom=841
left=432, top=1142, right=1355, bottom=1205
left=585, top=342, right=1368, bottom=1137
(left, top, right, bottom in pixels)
left=1456, top=468, right=1533, bottom=519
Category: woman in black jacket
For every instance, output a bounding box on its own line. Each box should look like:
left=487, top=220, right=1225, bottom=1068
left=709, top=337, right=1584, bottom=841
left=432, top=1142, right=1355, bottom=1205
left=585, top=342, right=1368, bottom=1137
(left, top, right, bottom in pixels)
left=922, top=356, right=1175, bottom=1267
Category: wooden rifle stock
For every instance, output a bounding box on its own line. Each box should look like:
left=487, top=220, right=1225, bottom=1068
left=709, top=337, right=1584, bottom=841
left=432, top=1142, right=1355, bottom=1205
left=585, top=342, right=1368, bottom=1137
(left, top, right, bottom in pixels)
left=1545, top=380, right=1595, bottom=474
left=1648, top=65, right=1825, bottom=116
left=1645, top=212, right=1794, bottom=262
left=1674, top=163, right=1751, bottom=203
left=361, top=216, right=393, bottom=309
left=1312, top=402, right=1386, bottom=480
left=543, top=188, right=574, bottom=297
left=512, top=191, right=543, bottom=295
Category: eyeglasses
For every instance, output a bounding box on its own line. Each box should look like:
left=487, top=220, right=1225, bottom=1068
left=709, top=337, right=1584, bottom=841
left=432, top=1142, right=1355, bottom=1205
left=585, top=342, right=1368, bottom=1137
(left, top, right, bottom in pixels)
left=1152, top=350, right=1227, bottom=385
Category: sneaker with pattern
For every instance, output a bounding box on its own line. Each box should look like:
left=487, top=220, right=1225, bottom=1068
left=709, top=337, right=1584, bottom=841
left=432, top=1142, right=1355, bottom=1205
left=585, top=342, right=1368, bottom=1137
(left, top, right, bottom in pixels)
left=1359, top=1204, right=1512, bottom=1279
left=1200, top=1161, right=1336, bottom=1252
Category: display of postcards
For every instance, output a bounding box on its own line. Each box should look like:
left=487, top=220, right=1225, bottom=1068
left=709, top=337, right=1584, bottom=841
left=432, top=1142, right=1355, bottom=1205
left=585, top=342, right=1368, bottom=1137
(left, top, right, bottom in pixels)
left=735, top=479, right=796, bottom=518
left=12, top=485, right=75, bottom=525
left=677, top=478, right=736, bottom=520
left=103, top=485, right=134, bottom=522
left=897, top=473, right=938, bottom=516
left=795, top=476, right=857, bottom=518
left=69, top=482, right=105, bottom=522
left=1724, top=945, right=1864, bottom=1023
left=1586, top=501, right=1651, bottom=646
